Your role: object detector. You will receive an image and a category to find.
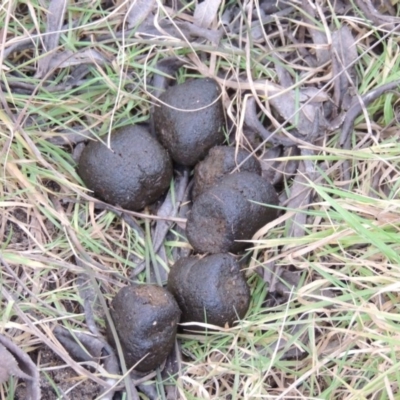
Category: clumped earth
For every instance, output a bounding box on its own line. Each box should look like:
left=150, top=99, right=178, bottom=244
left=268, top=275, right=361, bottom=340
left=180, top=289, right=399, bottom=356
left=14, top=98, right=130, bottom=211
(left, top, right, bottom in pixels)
left=153, top=78, right=225, bottom=166
left=77, top=125, right=172, bottom=210
left=107, top=284, right=181, bottom=372
left=192, top=146, right=262, bottom=198
left=187, top=172, right=280, bottom=254
left=167, top=254, right=250, bottom=327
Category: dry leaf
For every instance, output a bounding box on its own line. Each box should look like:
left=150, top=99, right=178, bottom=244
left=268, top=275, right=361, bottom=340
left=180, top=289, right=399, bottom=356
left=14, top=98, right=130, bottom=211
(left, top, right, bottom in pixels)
left=194, top=0, right=222, bottom=28
left=0, top=344, right=29, bottom=383
left=355, top=0, right=400, bottom=30
left=271, top=146, right=300, bottom=186
left=262, top=63, right=327, bottom=134
left=54, top=326, right=104, bottom=362
left=135, top=168, right=190, bottom=282
left=331, top=26, right=358, bottom=110
left=0, top=335, right=40, bottom=400
left=153, top=168, right=189, bottom=251
left=54, top=326, right=120, bottom=400
left=268, top=91, right=318, bottom=135
left=261, top=146, right=282, bottom=183
left=302, top=0, right=330, bottom=65
left=126, top=0, right=156, bottom=29
left=244, top=97, right=295, bottom=146
left=137, top=19, right=222, bottom=44
left=36, top=0, right=68, bottom=78
left=286, top=174, right=313, bottom=238
left=152, top=57, right=185, bottom=98
left=250, top=5, right=294, bottom=40
left=48, top=49, right=108, bottom=70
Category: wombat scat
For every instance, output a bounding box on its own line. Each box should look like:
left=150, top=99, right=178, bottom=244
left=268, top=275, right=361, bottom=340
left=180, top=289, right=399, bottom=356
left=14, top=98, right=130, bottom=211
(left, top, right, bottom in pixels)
left=107, top=284, right=181, bottom=372
left=168, top=254, right=250, bottom=327
left=193, top=146, right=262, bottom=198
left=153, top=78, right=225, bottom=166
left=77, top=125, right=172, bottom=211
left=187, top=172, right=279, bottom=254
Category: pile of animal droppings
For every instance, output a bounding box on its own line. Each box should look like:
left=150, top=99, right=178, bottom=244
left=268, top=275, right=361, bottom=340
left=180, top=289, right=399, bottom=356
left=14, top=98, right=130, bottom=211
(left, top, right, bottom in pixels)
left=77, top=77, right=280, bottom=372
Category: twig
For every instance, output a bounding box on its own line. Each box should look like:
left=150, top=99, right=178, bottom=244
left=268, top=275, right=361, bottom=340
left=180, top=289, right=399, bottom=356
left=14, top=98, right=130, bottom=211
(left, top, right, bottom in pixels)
left=339, top=79, right=400, bottom=149
left=354, top=0, right=400, bottom=31
left=93, top=201, right=186, bottom=224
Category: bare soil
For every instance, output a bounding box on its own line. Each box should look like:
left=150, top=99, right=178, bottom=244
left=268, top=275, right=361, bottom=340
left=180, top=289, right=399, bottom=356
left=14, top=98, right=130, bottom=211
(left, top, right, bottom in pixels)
left=15, top=348, right=102, bottom=400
